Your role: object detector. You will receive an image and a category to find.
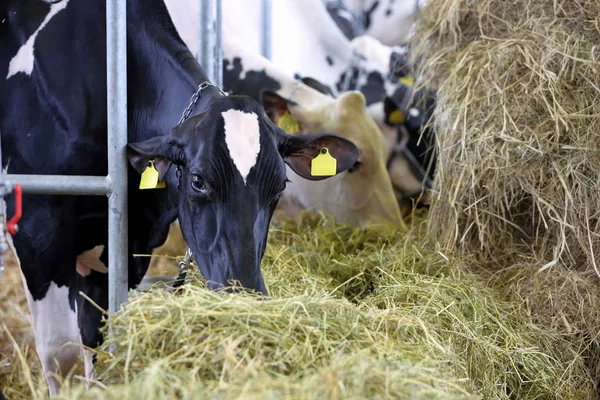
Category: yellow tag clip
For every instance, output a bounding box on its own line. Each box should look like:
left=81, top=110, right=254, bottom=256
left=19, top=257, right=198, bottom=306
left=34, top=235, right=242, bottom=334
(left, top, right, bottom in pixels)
left=399, top=75, right=414, bottom=87
left=388, top=109, right=405, bottom=124
left=278, top=111, right=300, bottom=133
left=311, top=147, right=337, bottom=177
left=139, top=160, right=166, bottom=189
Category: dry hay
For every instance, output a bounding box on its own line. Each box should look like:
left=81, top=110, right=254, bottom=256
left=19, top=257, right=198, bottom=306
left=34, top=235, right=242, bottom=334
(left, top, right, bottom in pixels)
left=411, top=0, right=600, bottom=270
left=409, top=0, right=600, bottom=393
left=0, top=253, right=45, bottom=399
left=6, top=213, right=584, bottom=399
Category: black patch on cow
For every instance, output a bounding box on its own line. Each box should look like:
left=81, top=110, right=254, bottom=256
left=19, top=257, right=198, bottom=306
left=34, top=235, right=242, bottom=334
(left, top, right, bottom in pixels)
left=385, top=9, right=392, bottom=16
left=77, top=270, right=108, bottom=349
left=326, top=56, right=334, bottom=66
left=336, top=69, right=386, bottom=106
left=363, top=1, right=380, bottom=29
left=223, top=57, right=282, bottom=100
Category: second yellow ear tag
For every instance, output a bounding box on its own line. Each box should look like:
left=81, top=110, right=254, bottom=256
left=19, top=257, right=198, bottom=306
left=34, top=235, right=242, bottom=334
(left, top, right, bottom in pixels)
left=139, top=160, right=166, bottom=189
left=278, top=111, right=300, bottom=133
left=389, top=109, right=406, bottom=124
left=399, top=75, right=414, bottom=87
left=311, top=148, right=337, bottom=177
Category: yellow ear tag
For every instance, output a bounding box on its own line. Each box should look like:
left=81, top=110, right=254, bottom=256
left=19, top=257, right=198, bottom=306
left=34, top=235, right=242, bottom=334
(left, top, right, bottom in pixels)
left=311, top=147, right=337, bottom=177
left=278, top=111, right=300, bottom=133
left=389, top=109, right=406, bottom=124
left=139, top=160, right=166, bottom=189
left=399, top=75, right=414, bottom=87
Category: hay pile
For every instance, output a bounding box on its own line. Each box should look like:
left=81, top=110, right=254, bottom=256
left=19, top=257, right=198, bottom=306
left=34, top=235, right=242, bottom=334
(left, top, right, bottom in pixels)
left=14, top=213, right=586, bottom=399
left=412, top=0, right=600, bottom=269
left=0, top=254, right=45, bottom=399
left=410, top=0, right=600, bottom=394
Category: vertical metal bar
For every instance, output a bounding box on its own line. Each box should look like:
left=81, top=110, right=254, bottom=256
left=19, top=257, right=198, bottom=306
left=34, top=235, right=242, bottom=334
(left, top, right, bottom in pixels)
left=358, top=0, right=367, bottom=34
left=199, top=0, right=215, bottom=82
left=197, top=0, right=204, bottom=63
left=260, top=0, right=272, bottom=60
left=214, top=0, right=223, bottom=87
left=106, top=0, right=129, bottom=316
left=0, top=130, right=5, bottom=281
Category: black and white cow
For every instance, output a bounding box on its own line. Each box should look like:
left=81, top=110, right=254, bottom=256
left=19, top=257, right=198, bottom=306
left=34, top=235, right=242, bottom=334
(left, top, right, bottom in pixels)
left=221, top=27, right=408, bottom=226
left=163, top=4, right=406, bottom=227
left=221, top=0, right=433, bottom=202
left=147, top=20, right=409, bottom=275
left=166, top=0, right=432, bottom=205
left=221, top=0, right=394, bottom=103
left=1, top=0, right=359, bottom=394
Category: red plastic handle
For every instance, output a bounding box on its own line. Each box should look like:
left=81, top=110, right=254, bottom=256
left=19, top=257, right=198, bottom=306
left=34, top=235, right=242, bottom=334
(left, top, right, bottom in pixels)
left=7, top=183, right=22, bottom=235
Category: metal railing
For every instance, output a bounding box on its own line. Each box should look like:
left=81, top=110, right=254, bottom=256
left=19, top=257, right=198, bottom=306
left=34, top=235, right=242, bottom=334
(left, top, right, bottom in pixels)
left=1, top=0, right=272, bottom=316
left=261, top=0, right=272, bottom=59
left=1, top=0, right=129, bottom=317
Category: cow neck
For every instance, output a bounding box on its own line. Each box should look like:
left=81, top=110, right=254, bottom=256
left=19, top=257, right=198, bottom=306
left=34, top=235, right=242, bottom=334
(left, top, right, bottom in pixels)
left=277, top=80, right=332, bottom=110
left=183, top=84, right=226, bottom=121
left=284, top=0, right=355, bottom=67
left=222, top=31, right=332, bottom=111
left=128, top=2, right=220, bottom=142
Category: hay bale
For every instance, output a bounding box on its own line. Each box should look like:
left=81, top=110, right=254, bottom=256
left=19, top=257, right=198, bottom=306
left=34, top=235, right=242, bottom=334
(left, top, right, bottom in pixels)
left=411, top=0, right=600, bottom=270
left=410, top=0, right=600, bottom=393
left=47, top=214, right=594, bottom=399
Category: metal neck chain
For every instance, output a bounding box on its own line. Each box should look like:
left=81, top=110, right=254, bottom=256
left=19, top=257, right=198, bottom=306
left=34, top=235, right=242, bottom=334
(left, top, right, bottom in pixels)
left=173, top=247, right=193, bottom=289
left=177, top=81, right=226, bottom=125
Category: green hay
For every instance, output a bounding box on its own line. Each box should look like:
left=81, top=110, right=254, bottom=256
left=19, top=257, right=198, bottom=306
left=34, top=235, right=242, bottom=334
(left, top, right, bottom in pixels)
left=38, top=213, right=594, bottom=399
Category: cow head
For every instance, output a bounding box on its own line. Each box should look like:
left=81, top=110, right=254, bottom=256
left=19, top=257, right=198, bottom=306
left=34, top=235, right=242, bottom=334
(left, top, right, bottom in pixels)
left=260, top=89, right=405, bottom=228
left=382, top=89, right=436, bottom=201
left=127, top=95, right=359, bottom=295
left=383, top=49, right=437, bottom=202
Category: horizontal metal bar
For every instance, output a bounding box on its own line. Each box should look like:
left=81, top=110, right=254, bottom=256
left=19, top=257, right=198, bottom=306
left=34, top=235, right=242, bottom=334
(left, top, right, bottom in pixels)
left=2, top=174, right=111, bottom=195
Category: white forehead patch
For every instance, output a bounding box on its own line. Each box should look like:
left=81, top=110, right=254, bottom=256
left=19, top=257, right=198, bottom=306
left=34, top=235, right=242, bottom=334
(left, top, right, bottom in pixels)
left=222, top=109, right=261, bottom=184
left=6, top=0, right=70, bottom=80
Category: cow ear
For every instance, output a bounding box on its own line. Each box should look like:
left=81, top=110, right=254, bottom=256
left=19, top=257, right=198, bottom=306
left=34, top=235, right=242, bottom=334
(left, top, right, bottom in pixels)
left=280, top=133, right=360, bottom=181
left=300, top=77, right=335, bottom=97
left=260, top=90, right=307, bottom=133
left=127, top=136, right=174, bottom=181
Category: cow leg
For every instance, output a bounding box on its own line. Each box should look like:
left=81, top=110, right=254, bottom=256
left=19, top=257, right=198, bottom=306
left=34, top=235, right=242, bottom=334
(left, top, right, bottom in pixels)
left=8, top=236, right=81, bottom=396
left=75, top=243, right=110, bottom=387
left=30, top=283, right=81, bottom=395
left=83, top=349, right=96, bottom=387
left=5, top=196, right=83, bottom=396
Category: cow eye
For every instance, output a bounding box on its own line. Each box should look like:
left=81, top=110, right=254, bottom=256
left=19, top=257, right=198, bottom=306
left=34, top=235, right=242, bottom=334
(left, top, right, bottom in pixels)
left=190, top=175, right=207, bottom=193
left=347, top=160, right=362, bottom=173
